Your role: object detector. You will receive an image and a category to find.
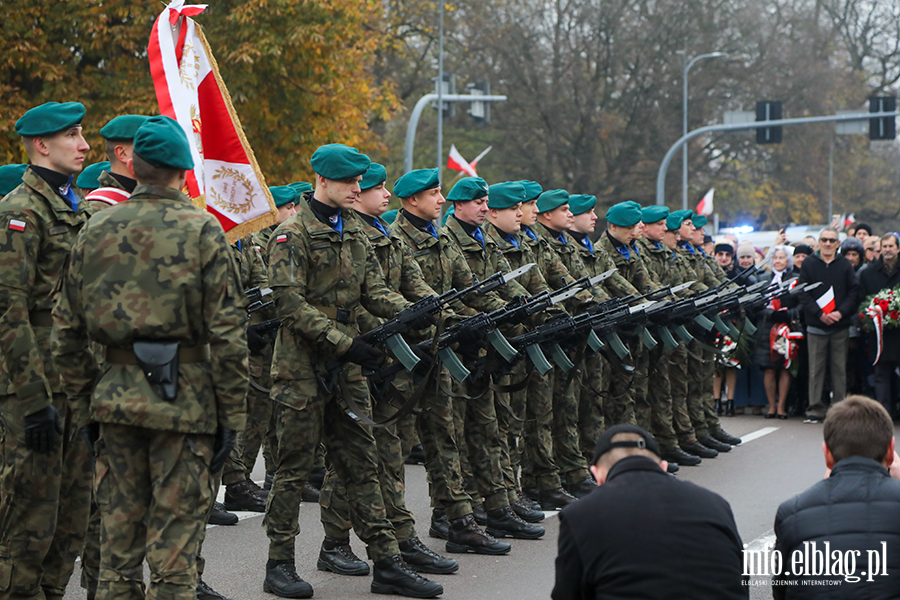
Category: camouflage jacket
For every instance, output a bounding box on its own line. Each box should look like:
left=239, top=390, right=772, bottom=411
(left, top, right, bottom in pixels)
left=536, top=224, right=614, bottom=304
left=485, top=224, right=551, bottom=296
left=267, top=199, right=413, bottom=405
left=564, top=230, right=642, bottom=301
left=518, top=225, right=594, bottom=313
left=85, top=170, right=132, bottom=213
left=443, top=216, right=528, bottom=302
left=701, top=250, right=730, bottom=286
left=52, top=184, right=248, bottom=434
left=677, top=242, right=717, bottom=291
left=638, top=237, right=678, bottom=289
left=389, top=210, right=504, bottom=315
left=0, top=166, right=91, bottom=415
left=596, top=231, right=656, bottom=296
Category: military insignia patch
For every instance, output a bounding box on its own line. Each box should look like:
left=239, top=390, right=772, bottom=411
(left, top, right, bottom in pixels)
left=276, top=234, right=288, bottom=243
left=8, top=219, right=26, bottom=232
left=329, top=213, right=340, bottom=225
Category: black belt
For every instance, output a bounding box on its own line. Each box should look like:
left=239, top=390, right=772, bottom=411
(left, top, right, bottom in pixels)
left=105, top=345, right=211, bottom=364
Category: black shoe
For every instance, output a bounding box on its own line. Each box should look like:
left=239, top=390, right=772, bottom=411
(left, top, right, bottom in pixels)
left=711, top=429, right=742, bottom=446
left=486, top=506, right=545, bottom=540
left=660, top=447, right=702, bottom=467
left=264, top=560, right=313, bottom=599
left=537, top=487, right=578, bottom=511
left=208, top=502, right=238, bottom=526
left=522, top=485, right=540, bottom=503
left=446, top=514, right=511, bottom=555
left=516, top=489, right=542, bottom=512
left=715, top=397, right=723, bottom=416
left=308, top=466, right=326, bottom=489
left=371, top=555, right=443, bottom=598
left=405, top=444, right=426, bottom=465
left=264, top=471, right=274, bottom=491
left=699, top=435, right=732, bottom=453
left=680, top=441, right=718, bottom=459
left=300, top=482, right=320, bottom=503
left=223, top=479, right=267, bottom=513
left=510, top=499, right=545, bottom=523
left=399, top=537, right=459, bottom=575
left=429, top=508, right=449, bottom=540
left=317, top=537, right=370, bottom=576
left=197, top=578, right=234, bottom=600
left=566, top=478, right=596, bottom=499
left=725, top=400, right=735, bottom=417
left=472, top=504, right=488, bottom=526
left=666, top=462, right=680, bottom=474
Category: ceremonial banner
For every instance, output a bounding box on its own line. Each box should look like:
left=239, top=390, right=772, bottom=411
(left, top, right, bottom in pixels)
left=148, top=0, right=276, bottom=242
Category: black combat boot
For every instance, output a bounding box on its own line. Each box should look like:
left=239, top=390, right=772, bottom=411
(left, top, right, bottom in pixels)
left=680, top=440, right=718, bottom=459
left=371, top=555, right=443, bottom=598
left=712, top=428, right=742, bottom=445
left=537, top=487, right=577, bottom=511
left=510, top=499, right=545, bottom=523
left=316, top=537, right=370, bottom=576
left=472, top=504, right=488, bottom=526
left=196, top=578, right=235, bottom=600
left=404, top=444, right=426, bottom=465
left=207, top=502, right=238, bottom=526
left=485, top=506, right=545, bottom=540
left=263, top=559, right=313, bottom=599
left=446, top=513, right=511, bottom=555
left=399, top=537, right=459, bottom=574
left=566, top=477, right=596, bottom=499
left=516, top=489, right=542, bottom=511
left=223, top=479, right=267, bottom=513
left=428, top=508, right=449, bottom=540
left=699, top=435, right=732, bottom=453
left=660, top=447, right=702, bottom=467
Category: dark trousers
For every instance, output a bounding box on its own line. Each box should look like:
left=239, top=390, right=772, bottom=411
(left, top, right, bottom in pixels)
left=873, top=360, right=900, bottom=417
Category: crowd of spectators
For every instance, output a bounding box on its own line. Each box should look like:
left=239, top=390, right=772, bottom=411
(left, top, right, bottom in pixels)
left=712, top=224, right=900, bottom=422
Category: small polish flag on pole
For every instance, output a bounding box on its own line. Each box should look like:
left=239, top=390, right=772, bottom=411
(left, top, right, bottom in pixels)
left=816, top=286, right=836, bottom=314
left=696, top=188, right=714, bottom=216
left=447, top=145, right=492, bottom=178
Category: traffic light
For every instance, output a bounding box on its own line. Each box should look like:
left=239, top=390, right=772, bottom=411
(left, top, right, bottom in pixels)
left=869, top=96, right=896, bottom=140
left=756, top=101, right=782, bottom=144
left=467, top=79, right=491, bottom=124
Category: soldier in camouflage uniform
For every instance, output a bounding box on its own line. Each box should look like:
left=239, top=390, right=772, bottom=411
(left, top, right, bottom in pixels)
left=441, top=177, right=545, bottom=537
left=0, top=102, right=93, bottom=600
left=52, top=116, right=248, bottom=600
left=315, top=163, right=459, bottom=577
left=262, top=146, right=442, bottom=599
left=0, top=164, right=27, bottom=199
left=390, top=169, right=520, bottom=555
left=81, top=115, right=147, bottom=212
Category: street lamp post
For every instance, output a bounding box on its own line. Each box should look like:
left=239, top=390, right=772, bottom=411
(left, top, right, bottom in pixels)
left=680, top=51, right=726, bottom=210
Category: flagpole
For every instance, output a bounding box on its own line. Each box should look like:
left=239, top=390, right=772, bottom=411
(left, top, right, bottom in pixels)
left=436, top=2, right=444, bottom=183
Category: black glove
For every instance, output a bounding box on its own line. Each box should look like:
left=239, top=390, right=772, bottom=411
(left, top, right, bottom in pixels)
left=407, top=311, right=437, bottom=330
left=341, top=338, right=386, bottom=370
left=81, top=422, right=100, bottom=458
left=411, top=344, right=435, bottom=369
left=24, top=405, right=63, bottom=454
left=211, top=426, right=237, bottom=474
left=453, top=321, right=485, bottom=345
left=247, top=324, right=269, bottom=355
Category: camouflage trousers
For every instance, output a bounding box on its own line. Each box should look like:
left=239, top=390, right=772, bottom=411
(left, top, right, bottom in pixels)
left=686, top=341, right=711, bottom=439
left=551, top=350, right=590, bottom=486
left=396, top=413, right=419, bottom=460
left=645, top=345, right=678, bottom=452
left=520, top=367, right=561, bottom=492
left=221, top=379, right=274, bottom=486
left=701, top=349, right=722, bottom=434
left=451, top=377, right=509, bottom=512
left=495, top=362, right=529, bottom=504
left=0, top=394, right=91, bottom=600
left=319, top=373, right=417, bottom=544
left=264, top=372, right=399, bottom=562
left=576, top=352, right=608, bottom=464
left=667, top=344, right=698, bottom=445
left=605, top=339, right=640, bottom=427
left=94, top=424, right=214, bottom=600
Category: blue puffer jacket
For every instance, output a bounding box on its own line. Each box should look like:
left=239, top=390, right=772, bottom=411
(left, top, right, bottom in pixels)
left=773, top=456, right=900, bottom=599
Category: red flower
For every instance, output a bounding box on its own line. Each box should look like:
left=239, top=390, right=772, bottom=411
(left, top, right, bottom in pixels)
left=860, top=312, right=866, bottom=320
left=879, top=299, right=890, bottom=311
left=891, top=310, right=899, bottom=320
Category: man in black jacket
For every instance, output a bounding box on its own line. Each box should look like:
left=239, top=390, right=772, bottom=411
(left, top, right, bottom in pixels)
left=772, top=395, right=900, bottom=599
left=858, top=233, right=900, bottom=417
left=552, top=425, right=747, bottom=600
left=798, top=228, right=859, bottom=423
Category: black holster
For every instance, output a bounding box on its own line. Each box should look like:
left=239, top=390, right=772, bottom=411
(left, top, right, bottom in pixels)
left=133, top=340, right=180, bottom=402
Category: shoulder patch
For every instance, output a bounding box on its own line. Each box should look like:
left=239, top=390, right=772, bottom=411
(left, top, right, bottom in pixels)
left=276, top=234, right=288, bottom=244
left=8, top=219, right=26, bottom=232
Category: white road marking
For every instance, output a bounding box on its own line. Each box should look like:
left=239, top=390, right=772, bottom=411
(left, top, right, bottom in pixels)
left=738, top=427, right=779, bottom=444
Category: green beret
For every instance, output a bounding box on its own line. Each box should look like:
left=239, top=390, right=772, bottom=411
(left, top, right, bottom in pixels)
left=15, top=102, right=85, bottom=137
left=446, top=177, right=488, bottom=202
left=605, top=201, right=642, bottom=227
left=133, top=115, right=194, bottom=170
left=536, top=189, right=569, bottom=213
left=692, top=214, right=708, bottom=228
left=310, top=143, right=370, bottom=180
left=270, top=185, right=297, bottom=208
left=0, top=164, right=27, bottom=197
left=667, top=209, right=692, bottom=231
left=100, top=115, right=150, bottom=140
left=382, top=209, right=398, bottom=225
left=488, top=182, right=526, bottom=209
left=76, top=161, right=110, bottom=190
left=360, top=163, right=387, bottom=191
left=514, top=180, right=543, bottom=201
left=568, top=194, right=597, bottom=216
left=641, top=205, right=669, bottom=224
left=442, top=204, right=455, bottom=227
left=393, top=168, right=440, bottom=199
left=288, top=181, right=313, bottom=197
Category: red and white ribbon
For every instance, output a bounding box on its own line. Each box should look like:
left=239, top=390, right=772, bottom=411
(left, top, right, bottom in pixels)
left=770, top=324, right=804, bottom=369
left=866, top=304, right=884, bottom=365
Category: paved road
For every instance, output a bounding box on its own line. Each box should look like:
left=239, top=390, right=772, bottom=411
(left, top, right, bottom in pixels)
left=62, top=415, right=900, bottom=599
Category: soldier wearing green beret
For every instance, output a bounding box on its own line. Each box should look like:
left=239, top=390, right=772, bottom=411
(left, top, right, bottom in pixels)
left=314, top=162, right=459, bottom=577
left=52, top=115, right=248, bottom=600
left=262, top=147, right=443, bottom=598
left=0, top=101, right=94, bottom=599
left=442, top=177, right=546, bottom=537
left=76, top=161, right=110, bottom=191
left=484, top=183, right=578, bottom=512
left=0, top=163, right=27, bottom=198
left=78, top=115, right=151, bottom=212
left=389, top=169, right=514, bottom=556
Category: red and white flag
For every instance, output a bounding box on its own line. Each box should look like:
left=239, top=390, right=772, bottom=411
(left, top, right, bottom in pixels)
left=816, top=286, right=836, bottom=314
left=447, top=145, right=492, bottom=178
left=86, top=187, right=131, bottom=206
left=148, top=1, right=276, bottom=242
left=696, top=188, right=714, bottom=216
